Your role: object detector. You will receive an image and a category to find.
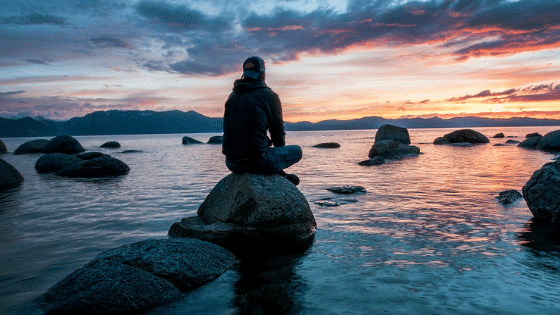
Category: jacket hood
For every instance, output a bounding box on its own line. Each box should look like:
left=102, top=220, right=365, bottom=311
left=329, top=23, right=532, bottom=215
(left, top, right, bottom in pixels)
left=232, top=79, right=270, bottom=95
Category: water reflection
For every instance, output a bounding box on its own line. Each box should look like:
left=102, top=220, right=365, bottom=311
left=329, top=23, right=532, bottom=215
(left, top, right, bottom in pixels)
left=518, top=219, right=560, bottom=253
left=0, top=186, right=23, bottom=214
left=233, top=253, right=308, bottom=315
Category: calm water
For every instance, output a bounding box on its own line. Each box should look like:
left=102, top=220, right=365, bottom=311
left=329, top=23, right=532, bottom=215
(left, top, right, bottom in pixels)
left=1, top=127, right=560, bottom=315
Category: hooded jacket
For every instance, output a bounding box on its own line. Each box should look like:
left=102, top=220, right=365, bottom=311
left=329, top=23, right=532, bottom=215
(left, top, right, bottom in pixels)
left=222, top=78, right=286, bottom=159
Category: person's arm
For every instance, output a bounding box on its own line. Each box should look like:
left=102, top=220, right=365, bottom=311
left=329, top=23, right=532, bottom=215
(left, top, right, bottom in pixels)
left=268, top=93, right=286, bottom=147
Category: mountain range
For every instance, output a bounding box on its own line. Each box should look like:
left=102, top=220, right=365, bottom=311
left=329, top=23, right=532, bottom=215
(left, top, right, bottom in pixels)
left=1, top=110, right=560, bottom=138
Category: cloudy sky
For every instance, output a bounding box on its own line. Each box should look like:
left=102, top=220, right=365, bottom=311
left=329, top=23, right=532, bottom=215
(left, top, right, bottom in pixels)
left=1, top=0, right=559, bottom=122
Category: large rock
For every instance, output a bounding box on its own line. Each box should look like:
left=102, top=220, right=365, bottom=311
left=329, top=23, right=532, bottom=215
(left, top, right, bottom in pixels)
left=14, top=139, right=49, bottom=155
left=434, top=129, right=489, bottom=144
left=169, top=173, right=316, bottom=256
left=522, top=160, right=560, bottom=223
left=182, top=136, right=203, bottom=145
left=0, top=159, right=24, bottom=189
left=518, top=136, right=542, bottom=149
left=43, top=135, right=85, bottom=154
left=368, top=140, right=420, bottom=159
left=375, top=124, right=411, bottom=145
left=0, top=140, right=6, bottom=153
left=36, top=238, right=236, bottom=315
left=55, top=156, right=130, bottom=177
left=535, top=130, right=560, bottom=152
left=35, top=153, right=83, bottom=173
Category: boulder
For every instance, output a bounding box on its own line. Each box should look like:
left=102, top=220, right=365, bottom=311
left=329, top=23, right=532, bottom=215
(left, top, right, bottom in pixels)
left=506, top=140, right=520, bottom=144
left=168, top=173, right=316, bottom=256
left=368, top=140, right=420, bottom=159
left=75, top=152, right=109, bottom=160
left=43, top=135, right=85, bottom=154
left=36, top=238, right=236, bottom=315
left=313, top=142, right=340, bottom=148
left=35, top=153, right=83, bottom=173
left=435, top=129, right=489, bottom=144
left=535, top=130, right=560, bottom=152
left=0, top=159, right=24, bottom=189
left=433, top=137, right=450, bottom=145
left=526, top=133, right=542, bottom=138
left=522, top=160, right=560, bottom=223
left=14, top=139, right=49, bottom=155
left=182, top=136, right=203, bottom=145
left=493, top=133, right=505, bottom=138
left=0, top=140, right=6, bottom=153
left=55, top=156, right=130, bottom=177
left=497, top=190, right=522, bottom=205
left=518, top=136, right=542, bottom=149
left=327, top=185, right=366, bottom=194
left=207, top=136, right=223, bottom=144
left=100, top=141, right=121, bottom=148
left=358, top=156, right=386, bottom=166
left=375, top=124, right=411, bottom=145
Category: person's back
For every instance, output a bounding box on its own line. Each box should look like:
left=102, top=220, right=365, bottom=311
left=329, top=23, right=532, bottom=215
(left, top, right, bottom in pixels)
left=222, top=56, right=302, bottom=185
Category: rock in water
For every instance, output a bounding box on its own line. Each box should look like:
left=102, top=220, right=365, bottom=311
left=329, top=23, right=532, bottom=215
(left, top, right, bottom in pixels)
left=14, top=139, right=49, bottom=155
left=35, top=238, right=236, bottom=315
left=368, top=140, right=420, bottom=159
left=207, top=136, right=223, bottom=144
left=35, top=153, right=83, bottom=173
left=327, top=185, right=367, bottom=194
left=497, top=190, right=522, bottom=205
left=435, top=129, right=489, bottom=144
left=535, top=130, right=560, bottom=152
left=169, top=173, right=316, bottom=256
left=100, top=141, right=121, bottom=148
left=0, top=159, right=24, bottom=189
left=43, top=135, right=85, bottom=154
left=55, top=156, right=129, bottom=177
left=523, top=160, right=560, bottom=223
left=182, top=136, right=203, bottom=145
left=518, top=136, right=542, bottom=149
left=313, top=142, right=340, bottom=148
left=375, top=124, right=411, bottom=145
left=493, top=133, right=505, bottom=138
left=0, top=140, right=7, bottom=153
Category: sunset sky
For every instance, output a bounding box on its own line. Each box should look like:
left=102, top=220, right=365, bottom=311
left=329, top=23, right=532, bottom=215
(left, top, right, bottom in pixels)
left=1, top=0, right=560, bottom=122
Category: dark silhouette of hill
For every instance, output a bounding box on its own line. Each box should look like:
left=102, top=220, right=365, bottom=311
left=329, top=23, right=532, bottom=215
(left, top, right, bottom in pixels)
left=1, top=110, right=559, bottom=137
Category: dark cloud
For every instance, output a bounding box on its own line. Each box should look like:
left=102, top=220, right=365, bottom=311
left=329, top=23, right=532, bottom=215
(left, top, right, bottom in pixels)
left=27, top=59, right=49, bottom=65
left=446, top=83, right=560, bottom=103
left=89, top=36, right=132, bottom=49
left=1, top=13, right=65, bottom=25
left=0, top=91, right=25, bottom=97
left=448, top=88, right=518, bottom=101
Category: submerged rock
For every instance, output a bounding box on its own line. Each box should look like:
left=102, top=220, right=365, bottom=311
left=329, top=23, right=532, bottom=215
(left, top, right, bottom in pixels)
left=207, top=136, right=223, bottom=144
left=55, top=156, right=130, bottom=177
left=518, top=136, right=542, bottom=149
left=36, top=238, right=236, bottom=315
left=169, top=173, right=316, bottom=256
left=313, top=142, right=340, bottom=148
left=327, top=185, right=367, bottom=194
left=358, top=156, right=386, bottom=166
left=100, top=141, right=121, bottom=148
left=522, top=160, right=560, bottom=223
left=43, top=135, right=85, bottom=154
left=0, top=159, right=24, bottom=189
left=506, top=140, right=520, bottom=144
left=182, top=136, right=203, bottom=145
left=375, top=124, right=411, bottom=145
left=35, top=153, right=83, bottom=173
left=497, top=190, right=523, bottom=205
left=434, top=129, right=489, bottom=144
left=535, top=130, right=560, bottom=152
left=14, top=139, right=49, bottom=155
left=0, top=140, right=6, bottom=153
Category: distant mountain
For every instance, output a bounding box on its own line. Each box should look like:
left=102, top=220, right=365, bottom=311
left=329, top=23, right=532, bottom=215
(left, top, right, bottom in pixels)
left=1, top=110, right=559, bottom=137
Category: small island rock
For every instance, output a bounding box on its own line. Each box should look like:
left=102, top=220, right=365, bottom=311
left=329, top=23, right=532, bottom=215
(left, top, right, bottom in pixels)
left=375, top=124, right=411, bottom=145
left=43, top=135, right=85, bottom=154
left=169, top=173, right=316, bottom=256
left=0, top=140, right=7, bottom=153
left=0, top=159, right=24, bottom=189
left=522, top=160, right=560, bottom=223
left=313, top=142, right=341, bottom=148
left=14, top=139, right=49, bottom=155
left=100, top=141, right=121, bottom=148
left=434, top=129, right=489, bottom=144
left=36, top=238, right=236, bottom=315
left=534, top=130, right=560, bottom=152
left=207, top=136, right=223, bottom=144
left=182, top=136, right=203, bottom=145
left=55, top=156, right=130, bottom=177
left=35, top=153, right=83, bottom=173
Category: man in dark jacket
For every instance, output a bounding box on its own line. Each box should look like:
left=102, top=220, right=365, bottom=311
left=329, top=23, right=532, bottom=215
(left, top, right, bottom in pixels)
left=222, top=56, right=302, bottom=185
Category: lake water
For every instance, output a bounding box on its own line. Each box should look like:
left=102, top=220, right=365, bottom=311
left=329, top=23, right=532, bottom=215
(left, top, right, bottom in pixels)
left=1, top=127, right=560, bottom=315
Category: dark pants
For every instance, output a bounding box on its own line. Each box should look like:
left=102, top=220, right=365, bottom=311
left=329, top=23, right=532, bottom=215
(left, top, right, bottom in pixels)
left=225, top=145, right=302, bottom=175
